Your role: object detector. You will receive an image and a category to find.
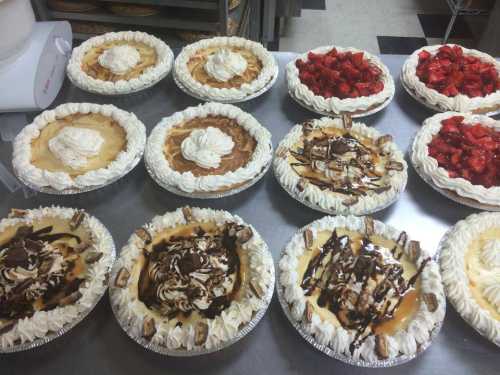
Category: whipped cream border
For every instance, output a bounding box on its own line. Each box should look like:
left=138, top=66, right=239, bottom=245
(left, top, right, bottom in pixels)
left=109, top=206, right=274, bottom=351
left=174, top=36, right=278, bottom=101
left=411, top=111, right=500, bottom=206
left=439, top=212, right=500, bottom=346
left=279, top=215, right=446, bottom=362
left=67, top=31, right=174, bottom=95
left=12, top=102, right=147, bottom=191
left=145, top=102, right=273, bottom=194
left=402, top=44, right=500, bottom=113
left=273, top=117, right=407, bottom=215
left=286, top=46, right=395, bottom=115
left=0, top=206, right=115, bottom=350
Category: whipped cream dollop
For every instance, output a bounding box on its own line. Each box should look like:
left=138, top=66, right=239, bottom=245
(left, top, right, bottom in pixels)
left=181, top=127, right=234, bottom=169
left=204, top=49, right=247, bottom=82
left=48, top=127, right=104, bottom=170
left=483, top=282, right=500, bottom=312
left=481, top=239, right=500, bottom=268
left=98, top=45, right=141, bottom=75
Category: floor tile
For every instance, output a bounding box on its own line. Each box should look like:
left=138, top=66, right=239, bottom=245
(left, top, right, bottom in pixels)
left=377, top=36, right=428, bottom=54
left=418, top=14, right=473, bottom=38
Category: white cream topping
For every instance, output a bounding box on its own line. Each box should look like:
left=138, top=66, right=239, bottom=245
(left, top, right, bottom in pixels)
left=483, top=283, right=500, bottom=313
left=180, top=127, right=234, bottom=169
left=98, top=45, right=140, bottom=75
left=174, top=36, right=278, bottom=101
left=412, top=112, right=500, bottom=206
left=48, top=127, right=104, bottom=170
left=286, top=45, right=395, bottom=115
left=402, top=44, right=500, bottom=113
left=67, top=31, right=174, bottom=95
left=279, top=215, right=446, bottom=362
left=273, top=116, right=407, bottom=215
left=204, top=49, right=247, bottom=82
left=482, top=240, right=500, bottom=268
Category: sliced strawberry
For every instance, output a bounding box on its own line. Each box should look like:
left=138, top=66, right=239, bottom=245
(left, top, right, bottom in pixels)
left=418, top=50, right=431, bottom=61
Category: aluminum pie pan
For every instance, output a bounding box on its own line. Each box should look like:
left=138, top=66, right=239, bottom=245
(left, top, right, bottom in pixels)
left=13, top=149, right=144, bottom=195
left=288, top=87, right=394, bottom=119
left=409, top=136, right=500, bottom=211
left=172, top=65, right=279, bottom=104
left=275, top=226, right=444, bottom=368
left=0, top=217, right=116, bottom=353
left=399, top=71, right=500, bottom=117
left=108, top=248, right=275, bottom=357
left=272, top=159, right=405, bottom=216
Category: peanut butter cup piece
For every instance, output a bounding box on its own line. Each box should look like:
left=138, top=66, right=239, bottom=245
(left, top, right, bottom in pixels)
left=304, top=301, right=314, bottom=323
left=135, top=228, right=152, bottom=245
left=250, top=280, right=265, bottom=299
left=386, top=160, right=404, bottom=171
left=342, top=114, right=352, bottom=129
left=342, top=196, right=359, bottom=206
left=85, top=251, right=103, bottom=264
left=303, top=229, right=313, bottom=249
left=375, top=334, right=389, bottom=359
left=194, top=321, right=209, bottom=346
left=423, top=293, right=439, bottom=312
left=182, top=206, right=193, bottom=222
left=364, top=216, right=375, bottom=236
left=115, top=267, right=130, bottom=288
left=376, top=134, right=393, bottom=147
left=0, top=320, right=15, bottom=335
left=8, top=208, right=28, bottom=218
left=69, top=210, right=85, bottom=231
left=59, top=291, right=82, bottom=306
left=142, top=316, right=156, bottom=340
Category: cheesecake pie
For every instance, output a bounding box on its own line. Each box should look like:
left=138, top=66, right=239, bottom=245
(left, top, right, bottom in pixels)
left=402, top=44, right=500, bottom=113
left=279, top=215, right=445, bottom=363
left=67, top=31, right=174, bottom=95
left=110, top=206, right=274, bottom=352
left=412, top=112, right=500, bottom=208
left=174, top=37, right=278, bottom=101
left=0, top=207, right=114, bottom=350
left=440, top=212, right=500, bottom=345
left=13, top=103, right=146, bottom=192
left=273, top=116, right=407, bottom=215
left=145, top=102, right=272, bottom=196
left=286, top=46, right=395, bottom=116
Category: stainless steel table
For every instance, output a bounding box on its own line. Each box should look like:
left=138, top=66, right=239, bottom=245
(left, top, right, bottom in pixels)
left=1, top=53, right=498, bottom=374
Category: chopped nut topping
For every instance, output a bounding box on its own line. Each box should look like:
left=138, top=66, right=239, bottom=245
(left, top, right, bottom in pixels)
left=142, top=316, right=156, bottom=339
left=303, top=229, right=314, bottom=249
left=115, top=267, right=130, bottom=288
left=69, top=210, right=85, bottom=231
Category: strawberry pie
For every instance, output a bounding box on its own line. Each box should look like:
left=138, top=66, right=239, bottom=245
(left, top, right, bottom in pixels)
left=403, top=44, right=500, bottom=113
left=412, top=112, right=500, bottom=208
left=287, top=46, right=395, bottom=116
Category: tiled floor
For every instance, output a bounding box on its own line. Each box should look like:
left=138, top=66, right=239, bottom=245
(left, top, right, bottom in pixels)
left=279, top=0, right=490, bottom=54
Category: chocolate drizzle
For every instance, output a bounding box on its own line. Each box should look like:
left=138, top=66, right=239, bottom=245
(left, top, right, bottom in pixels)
left=300, top=230, right=429, bottom=354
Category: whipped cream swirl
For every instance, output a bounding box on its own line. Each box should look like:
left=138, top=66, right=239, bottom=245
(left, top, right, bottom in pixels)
left=98, top=45, right=141, bottom=75
left=481, top=240, right=500, bottom=268
left=483, top=282, right=500, bottom=312
left=48, top=127, right=104, bottom=170
left=204, top=49, right=248, bottom=82
left=181, top=127, right=234, bottom=169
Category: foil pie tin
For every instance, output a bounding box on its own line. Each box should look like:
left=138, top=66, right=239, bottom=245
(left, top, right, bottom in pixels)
left=276, top=225, right=445, bottom=368
left=0, top=217, right=116, bottom=353
left=108, top=247, right=275, bottom=356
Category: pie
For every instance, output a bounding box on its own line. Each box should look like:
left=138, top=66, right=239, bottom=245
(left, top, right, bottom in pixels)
left=402, top=44, right=500, bottom=113
left=67, top=31, right=174, bottom=95
left=109, top=206, right=274, bottom=351
left=440, top=212, right=500, bottom=345
left=145, top=102, right=272, bottom=196
left=279, top=215, right=445, bottom=363
left=174, top=37, right=278, bottom=101
left=286, top=46, right=395, bottom=116
left=412, top=112, right=500, bottom=208
left=273, top=116, right=407, bottom=215
left=13, top=102, right=146, bottom=192
left=0, top=207, right=114, bottom=350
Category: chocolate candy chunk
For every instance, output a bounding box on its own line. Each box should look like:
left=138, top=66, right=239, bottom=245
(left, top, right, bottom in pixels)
left=385, top=161, right=404, bottom=171
left=342, top=196, right=358, bottom=206
left=85, top=251, right=103, bottom=264
left=364, top=216, right=375, bottom=236
left=74, top=241, right=91, bottom=253
left=38, top=258, right=54, bottom=275
left=375, top=334, right=389, bottom=359
left=182, top=206, right=193, bottom=222
left=302, top=120, right=314, bottom=135
left=58, top=291, right=82, bottom=306
left=25, top=239, right=44, bottom=252
left=194, top=321, right=209, bottom=346
left=407, top=240, right=421, bottom=261
left=14, top=225, right=33, bottom=239
left=304, top=301, right=314, bottom=323
left=342, top=114, right=352, bottom=129
left=423, top=293, right=439, bottom=312
left=330, top=139, right=351, bottom=155
left=8, top=209, right=28, bottom=218
left=236, top=227, right=253, bottom=244
left=303, top=229, right=313, bottom=249
left=0, top=320, right=15, bottom=335
left=376, top=134, right=393, bottom=147
left=135, top=228, right=152, bottom=245
left=115, top=267, right=130, bottom=288
left=296, top=178, right=307, bottom=192
left=250, top=280, right=265, bottom=299
left=69, top=211, right=85, bottom=231
left=4, top=246, right=29, bottom=268
left=142, top=316, right=156, bottom=340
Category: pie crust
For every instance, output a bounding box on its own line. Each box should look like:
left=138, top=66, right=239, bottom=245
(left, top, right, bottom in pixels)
left=439, top=212, right=500, bottom=345
left=67, top=31, right=174, bottom=95
left=0, top=207, right=114, bottom=350
left=145, top=102, right=272, bottom=195
left=13, top=102, right=146, bottom=192
left=286, top=46, right=395, bottom=115
left=273, top=116, right=407, bottom=215
left=174, top=37, right=278, bottom=101
left=402, top=44, right=500, bottom=113
left=109, top=206, right=274, bottom=351
left=411, top=112, right=500, bottom=207
left=279, top=215, right=445, bottom=362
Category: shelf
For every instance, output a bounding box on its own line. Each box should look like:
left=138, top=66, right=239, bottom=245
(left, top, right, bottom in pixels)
left=96, top=0, right=219, bottom=10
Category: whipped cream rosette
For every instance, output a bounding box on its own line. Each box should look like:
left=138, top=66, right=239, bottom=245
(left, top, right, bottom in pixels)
left=0, top=207, right=115, bottom=352
left=109, top=206, right=274, bottom=355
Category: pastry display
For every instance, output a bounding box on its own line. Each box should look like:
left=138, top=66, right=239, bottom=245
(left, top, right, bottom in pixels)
left=412, top=112, right=500, bottom=209
left=0, top=207, right=114, bottom=351
left=67, top=31, right=174, bottom=95
left=47, top=0, right=99, bottom=12
left=12, top=103, right=146, bottom=193
left=402, top=44, right=500, bottom=114
left=105, top=3, right=160, bottom=16
left=286, top=46, right=395, bottom=116
left=176, top=18, right=239, bottom=44
left=174, top=36, right=278, bottom=102
left=109, top=206, right=274, bottom=353
left=273, top=116, right=407, bottom=215
left=145, top=102, right=272, bottom=197
left=278, top=215, right=445, bottom=365
left=439, top=212, right=500, bottom=345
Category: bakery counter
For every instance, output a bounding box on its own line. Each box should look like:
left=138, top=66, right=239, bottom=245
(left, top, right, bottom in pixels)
left=1, top=53, right=498, bottom=374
